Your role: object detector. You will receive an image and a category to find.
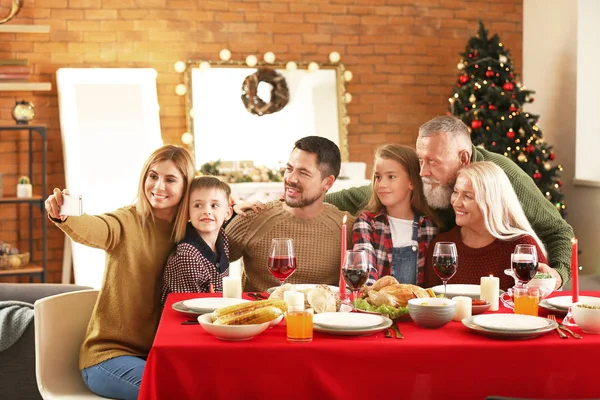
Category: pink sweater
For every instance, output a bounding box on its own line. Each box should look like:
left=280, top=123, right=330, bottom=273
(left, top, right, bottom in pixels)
left=424, top=227, right=548, bottom=291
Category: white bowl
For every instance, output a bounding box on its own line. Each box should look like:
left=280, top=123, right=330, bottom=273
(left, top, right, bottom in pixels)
left=526, top=277, right=556, bottom=299
left=572, top=300, right=600, bottom=334
left=197, top=313, right=270, bottom=341
left=408, top=297, right=456, bottom=329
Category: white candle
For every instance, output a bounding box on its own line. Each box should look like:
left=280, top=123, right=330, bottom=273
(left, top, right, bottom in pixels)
left=453, top=296, right=472, bottom=322
left=222, top=276, right=242, bottom=299
left=480, top=275, right=500, bottom=311
left=285, top=291, right=304, bottom=312
left=229, top=261, right=242, bottom=278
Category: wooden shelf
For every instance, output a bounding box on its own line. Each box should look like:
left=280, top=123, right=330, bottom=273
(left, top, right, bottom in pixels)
left=0, top=195, right=43, bottom=204
left=0, top=82, right=52, bottom=91
left=0, top=265, right=43, bottom=276
left=0, top=25, right=50, bottom=33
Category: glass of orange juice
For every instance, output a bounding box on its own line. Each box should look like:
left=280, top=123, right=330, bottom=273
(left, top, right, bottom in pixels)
left=513, top=287, right=540, bottom=316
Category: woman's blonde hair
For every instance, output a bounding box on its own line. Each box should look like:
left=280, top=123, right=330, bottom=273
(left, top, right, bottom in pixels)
left=365, top=144, right=441, bottom=228
left=135, top=145, right=196, bottom=242
left=457, top=161, right=547, bottom=256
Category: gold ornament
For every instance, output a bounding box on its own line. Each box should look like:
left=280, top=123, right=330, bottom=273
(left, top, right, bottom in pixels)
left=469, top=94, right=476, bottom=103
left=0, top=0, right=23, bottom=24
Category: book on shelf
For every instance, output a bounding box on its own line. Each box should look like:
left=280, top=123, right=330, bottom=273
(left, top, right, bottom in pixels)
left=0, top=65, right=30, bottom=74
left=0, top=73, right=29, bottom=81
left=0, top=59, right=28, bottom=66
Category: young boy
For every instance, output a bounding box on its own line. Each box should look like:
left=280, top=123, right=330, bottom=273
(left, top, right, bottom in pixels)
left=161, top=176, right=233, bottom=303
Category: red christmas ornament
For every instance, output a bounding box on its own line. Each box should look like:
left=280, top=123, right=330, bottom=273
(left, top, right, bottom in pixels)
left=509, top=73, right=514, bottom=78
left=468, top=53, right=473, bottom=58
left=511, top=95, right=516, bottom=99
left=459, top=75, right=469, bottom=84
left=464, top=107, right=469, bottom=111
left=549, top=152, right=556, bottom=161
left=503, top=82, right=514, bottom=91
left=488, top=104, right=497, bottom=110
left=471, top=120, right=483, bottom=129
left=485, top=70, right=494, bottom=78
left=506, top=131, right=515, bottom=140
left=526, top=144, right=535, bottom=153
left=558, top=180, right=563, bottom=187
left=530, top=97, right=535, bottom=102
left=474, top=51, right=479, bottom=57
left=509, top=105, right=518, bottom=112
left=491, top=141, right=496, bottom=146
left=480, top=105, right=485, bottom=108
left=536, top=157, right=541, bottom=164
left=491, top=83, right=496, bottom=87
left=533, top=172, right=542, bottom=180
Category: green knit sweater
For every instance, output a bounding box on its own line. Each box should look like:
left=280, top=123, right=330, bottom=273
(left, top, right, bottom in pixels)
left=326, top=146, right=574, bottom=286
left=225, top=200, right=355, bottom=292
left=52, top=206, right=174, bottom=369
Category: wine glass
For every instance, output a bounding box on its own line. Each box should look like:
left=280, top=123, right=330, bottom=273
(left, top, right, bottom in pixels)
left=341, top=250, right=369, bottom=308
left=432, top=242, right=458, bottom=298
left=267, top=238, right=296, bottom=286
left=511, top=244, right=538, bottom=287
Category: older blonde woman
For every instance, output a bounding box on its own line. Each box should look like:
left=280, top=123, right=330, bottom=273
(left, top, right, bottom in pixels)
left=424, top=161, right=558, bottom=291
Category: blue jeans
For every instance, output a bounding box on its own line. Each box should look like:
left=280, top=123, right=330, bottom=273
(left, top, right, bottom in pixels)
left=81, top=355, right=145, bottom=400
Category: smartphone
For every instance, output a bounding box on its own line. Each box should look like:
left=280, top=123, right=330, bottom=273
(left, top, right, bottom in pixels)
left=59, top=194, right=83, bottom=216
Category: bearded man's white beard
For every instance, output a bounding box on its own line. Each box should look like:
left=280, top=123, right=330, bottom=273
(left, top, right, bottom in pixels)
left=422, top=179, right=453, bottom=209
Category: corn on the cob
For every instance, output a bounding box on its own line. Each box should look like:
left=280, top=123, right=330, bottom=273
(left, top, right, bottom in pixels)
left=213, top=299, right=286, bottom=318
left=214, top=306, right=282, bottom=325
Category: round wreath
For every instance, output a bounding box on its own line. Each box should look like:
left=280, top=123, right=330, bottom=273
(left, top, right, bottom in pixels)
left=241, top=68, right=289, bottom=116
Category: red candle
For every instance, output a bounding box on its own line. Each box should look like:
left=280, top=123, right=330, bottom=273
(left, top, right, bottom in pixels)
left=571, top=237, right=579, bottom=303
left=339, top=215, right=347, bottom=301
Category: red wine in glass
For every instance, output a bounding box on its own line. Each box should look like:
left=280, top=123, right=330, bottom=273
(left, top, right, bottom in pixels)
left=432, top=242, right=458, bottom=297
left=268, top=256, right=297, bottom=281
left=433, top=255, right=458, bottom=280
left=268, top=238, right=296, bottom=285
left=511, top=246, right=538, bottom=286
left=342, top=268, right=368, bottom=291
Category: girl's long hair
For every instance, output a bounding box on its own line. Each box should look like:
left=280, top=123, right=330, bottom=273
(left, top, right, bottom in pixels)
left=457, top=161, right=547, bottom=256
left=135, top=145, right=196, bottom=242
left=365, top=144, right=441, bottom=228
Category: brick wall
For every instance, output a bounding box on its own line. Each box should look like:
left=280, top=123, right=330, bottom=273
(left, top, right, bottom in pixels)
left=0, top=0, right=522, bottom=283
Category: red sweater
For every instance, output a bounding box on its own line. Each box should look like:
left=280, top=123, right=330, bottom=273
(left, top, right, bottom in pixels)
left=424, top=227, right=548, bottom=291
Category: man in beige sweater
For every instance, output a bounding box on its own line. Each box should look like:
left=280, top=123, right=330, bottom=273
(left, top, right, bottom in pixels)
left=225, top=136, right=355, bottom=292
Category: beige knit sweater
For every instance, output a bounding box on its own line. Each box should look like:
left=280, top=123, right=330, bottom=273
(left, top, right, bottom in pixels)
left=52, top=206, right=174, bottom=369
left=225, top=200, right=355, bottom=292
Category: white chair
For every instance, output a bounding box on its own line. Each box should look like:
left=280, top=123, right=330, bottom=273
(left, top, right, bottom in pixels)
left=34, top=289, right=108, bottom=399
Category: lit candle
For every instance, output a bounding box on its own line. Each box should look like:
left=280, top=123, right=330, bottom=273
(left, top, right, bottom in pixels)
left=453, top=296, right=472, bottom=322
left=480, top=275, right=499, bottom=311
left=571, top=237, right=579, bottom=303
left=222, top=276, right=242, bottom=299
left=339, top=215, right=347, bottom=301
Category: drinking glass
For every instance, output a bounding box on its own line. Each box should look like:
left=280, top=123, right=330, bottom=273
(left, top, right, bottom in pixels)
left=511, top=244, right=538, bottom=287
left=341, top=250, right=369, bottom=307
left=432, top=242, right=458, bottom=298
left=268, top=238, right=296, bottom=286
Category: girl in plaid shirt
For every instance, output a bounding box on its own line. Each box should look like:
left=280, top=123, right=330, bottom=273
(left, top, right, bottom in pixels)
left=352, top=144, right=440, bottom=286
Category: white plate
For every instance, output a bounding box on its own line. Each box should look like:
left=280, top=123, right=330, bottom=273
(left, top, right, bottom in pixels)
left=313, top=312, right=384, bottom=329
left=472, top=314, right=552, bottom=332
left=182, top=298, right=249, bottom=313
left=313, top=316, right=392, bottom=336
left=431, top=284, right=481, bottom=299
left=266, top=284, right=344, bottom=294
left=545, top=295, right=600, bottom=310
left=462, top=316, right=557, bottom=340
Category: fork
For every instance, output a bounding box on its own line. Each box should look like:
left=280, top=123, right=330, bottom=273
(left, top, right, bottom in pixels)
left=549, top=314, right=582, bottom=339
left=547, top=314, right=568, bottom=339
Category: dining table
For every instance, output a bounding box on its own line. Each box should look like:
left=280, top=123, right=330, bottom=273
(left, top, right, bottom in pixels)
left=139, top=291, right=600, bottom=400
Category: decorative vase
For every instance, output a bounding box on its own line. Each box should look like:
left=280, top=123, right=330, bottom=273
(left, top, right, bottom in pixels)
left=16, top=183, right=32, bottom=198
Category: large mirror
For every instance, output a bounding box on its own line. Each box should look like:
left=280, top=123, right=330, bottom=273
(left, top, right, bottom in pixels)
left=184, top=60, right=350, bottom=171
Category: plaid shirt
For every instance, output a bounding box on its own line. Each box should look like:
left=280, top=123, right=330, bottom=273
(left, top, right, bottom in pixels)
left=352, top=210, right=438, bottom=286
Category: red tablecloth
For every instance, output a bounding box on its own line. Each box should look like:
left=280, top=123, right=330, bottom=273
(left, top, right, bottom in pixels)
left=140, top=291, right=600, bottom=400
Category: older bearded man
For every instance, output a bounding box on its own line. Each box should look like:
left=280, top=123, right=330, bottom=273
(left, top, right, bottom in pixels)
left=326, top=116, right=573, bottom=288
left=226, top=136, right=354, bottom=292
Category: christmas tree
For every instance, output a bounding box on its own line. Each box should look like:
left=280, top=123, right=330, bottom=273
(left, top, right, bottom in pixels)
left=448, top=21, right=566, bottom=216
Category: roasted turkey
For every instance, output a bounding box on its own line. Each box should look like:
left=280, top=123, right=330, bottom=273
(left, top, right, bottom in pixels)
left=360, top=277, right=433, bottom=307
